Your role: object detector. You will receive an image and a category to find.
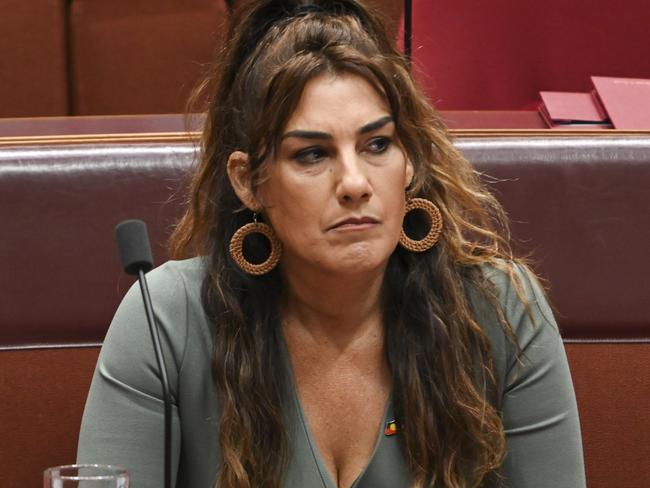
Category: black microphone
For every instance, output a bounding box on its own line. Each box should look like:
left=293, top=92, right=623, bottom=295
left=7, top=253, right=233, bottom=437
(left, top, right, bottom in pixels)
left=115, top=219, right=172, bottom=488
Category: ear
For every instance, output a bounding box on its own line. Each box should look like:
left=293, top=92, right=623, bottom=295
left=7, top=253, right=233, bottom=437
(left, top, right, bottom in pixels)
left=226, top=151, right=262, bottom=212
left=404, top=158, right=415, bottom=189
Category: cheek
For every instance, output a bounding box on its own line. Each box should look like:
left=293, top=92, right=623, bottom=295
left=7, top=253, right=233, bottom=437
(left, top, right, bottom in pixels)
left=268, top=205, right=312, bottom=238
left=378, top=168, right=408, bottom=220
left=261, top=179, right=324, bottom=243
left=386, top=197, right=407, bottom=239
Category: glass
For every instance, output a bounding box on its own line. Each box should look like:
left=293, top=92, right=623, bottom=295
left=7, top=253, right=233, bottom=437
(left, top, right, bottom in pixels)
left=43, top=464, right=129, bottom=487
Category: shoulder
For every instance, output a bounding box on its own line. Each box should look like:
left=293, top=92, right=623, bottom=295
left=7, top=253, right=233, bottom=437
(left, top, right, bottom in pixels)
left=103, top=257, right=209, bottom=380
left=468, top=260, right=557, bottom=335
left=142, top=256, right=206, bottom=298
left=117, top=256, right=207, bottom=318
left=464, top=260, right=562, bottom=393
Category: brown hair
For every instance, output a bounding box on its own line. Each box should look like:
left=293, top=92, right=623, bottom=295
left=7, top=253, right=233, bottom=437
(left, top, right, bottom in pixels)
left=171, top=1, right=525, bottom=486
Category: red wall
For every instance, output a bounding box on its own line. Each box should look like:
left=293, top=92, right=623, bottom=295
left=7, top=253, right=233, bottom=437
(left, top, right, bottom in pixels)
left=412, top=0, right=650, bottom=109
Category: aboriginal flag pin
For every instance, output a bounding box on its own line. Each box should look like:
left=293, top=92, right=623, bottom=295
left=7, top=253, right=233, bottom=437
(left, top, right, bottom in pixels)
left=384, top=419, right=398, bottom=436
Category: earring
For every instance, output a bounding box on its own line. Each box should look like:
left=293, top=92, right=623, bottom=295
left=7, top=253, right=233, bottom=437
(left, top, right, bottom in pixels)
left=399, top=198, right=443, bottom=252
left=229, top=214, right=282, bottom=275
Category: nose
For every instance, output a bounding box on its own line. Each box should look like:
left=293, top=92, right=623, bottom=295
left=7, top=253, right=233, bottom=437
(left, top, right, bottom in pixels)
left=335, top=149, right=373, bottom=204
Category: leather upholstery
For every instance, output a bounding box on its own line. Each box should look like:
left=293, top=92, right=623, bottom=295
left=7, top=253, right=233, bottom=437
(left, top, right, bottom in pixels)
left=0, top=140, right=194, bottom=348
left=3, top=134, right=648, bottom=347
left=457, top=135, right=650, bottom=340
left=1, top=129, right=648, bottom=488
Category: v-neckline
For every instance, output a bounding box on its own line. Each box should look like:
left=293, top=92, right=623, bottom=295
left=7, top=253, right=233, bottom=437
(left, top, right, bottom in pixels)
left=279, top=333, right=393, bottom=488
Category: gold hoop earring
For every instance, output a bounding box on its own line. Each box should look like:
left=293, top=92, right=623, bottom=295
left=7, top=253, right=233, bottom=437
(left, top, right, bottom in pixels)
left=399, top=198, right=443, bottom=252
left=229, top=215, right=282, bottom=275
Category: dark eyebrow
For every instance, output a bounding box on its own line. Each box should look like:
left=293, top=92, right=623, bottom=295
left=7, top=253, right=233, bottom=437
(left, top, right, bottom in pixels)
left=358, top=115, right=393, bottom=134
left=280, top=130, right=332, bottom=141
left=280, top=115, right=394, bottom=141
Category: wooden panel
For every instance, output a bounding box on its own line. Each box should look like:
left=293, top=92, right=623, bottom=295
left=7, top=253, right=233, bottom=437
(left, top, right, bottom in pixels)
left=0, top=0, right=68, bottom=117
left=69, top=0, right=229, bottom=115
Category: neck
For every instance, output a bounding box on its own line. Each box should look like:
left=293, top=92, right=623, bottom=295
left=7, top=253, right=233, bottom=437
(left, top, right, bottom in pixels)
left=281, top=264, right=386, bottom=350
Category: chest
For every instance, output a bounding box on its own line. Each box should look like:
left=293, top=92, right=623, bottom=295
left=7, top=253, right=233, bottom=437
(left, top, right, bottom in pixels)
left=291, top=353, right=391, bottom=488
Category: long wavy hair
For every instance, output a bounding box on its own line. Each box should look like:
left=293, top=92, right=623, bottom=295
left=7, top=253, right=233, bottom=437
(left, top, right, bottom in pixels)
left=170, top=1, right=528, bottom=486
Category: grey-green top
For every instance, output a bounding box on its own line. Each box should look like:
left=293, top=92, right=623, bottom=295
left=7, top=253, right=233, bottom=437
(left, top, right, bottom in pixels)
left=77, top=257, right=586, bottom=487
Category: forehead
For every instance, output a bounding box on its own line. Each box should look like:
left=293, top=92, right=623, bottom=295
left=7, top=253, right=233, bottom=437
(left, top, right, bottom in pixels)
left=283, top=73, right=391, bottom=132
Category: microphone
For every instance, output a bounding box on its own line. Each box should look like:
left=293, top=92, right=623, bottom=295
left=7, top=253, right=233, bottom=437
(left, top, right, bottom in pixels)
left=115, top=219, right=172, bottom=488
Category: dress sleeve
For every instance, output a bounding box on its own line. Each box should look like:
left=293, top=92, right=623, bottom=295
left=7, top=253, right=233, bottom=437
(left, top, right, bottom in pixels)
left=77, top=262, right=190, bottom=488
left=496, top=264, right=586, bottom=487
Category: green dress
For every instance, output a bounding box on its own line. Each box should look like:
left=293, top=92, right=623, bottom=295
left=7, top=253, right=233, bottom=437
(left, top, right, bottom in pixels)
left=77, top=257, right=586, bottom=487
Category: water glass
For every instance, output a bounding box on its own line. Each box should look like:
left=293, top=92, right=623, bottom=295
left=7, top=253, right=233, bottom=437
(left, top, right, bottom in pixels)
left=44, top=464, right=129, bottom=487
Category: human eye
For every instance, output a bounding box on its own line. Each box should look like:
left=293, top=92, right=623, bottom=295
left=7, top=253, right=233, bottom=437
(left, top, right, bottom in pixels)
left=293, top=146, right=328, bottom=165
left=366, top=136, right=392, bottom=155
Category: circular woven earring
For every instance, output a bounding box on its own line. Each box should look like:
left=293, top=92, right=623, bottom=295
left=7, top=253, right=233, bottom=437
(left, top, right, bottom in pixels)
left=229, top=215, right=282, bottom=275
left=399, top=198, right=443, bottom=252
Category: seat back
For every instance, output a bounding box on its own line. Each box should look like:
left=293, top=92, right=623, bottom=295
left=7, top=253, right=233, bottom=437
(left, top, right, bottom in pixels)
left=0, top=133, right=194, bottom=487
left=1, top=128, right=648, bottom=487
left=458, top=134, right=650, bottom=487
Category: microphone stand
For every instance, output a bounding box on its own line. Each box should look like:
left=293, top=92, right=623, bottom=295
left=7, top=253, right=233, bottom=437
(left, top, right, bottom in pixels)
left=116, top=219, right=172, bottom=488
left=137, top=269, right=172, bottom=488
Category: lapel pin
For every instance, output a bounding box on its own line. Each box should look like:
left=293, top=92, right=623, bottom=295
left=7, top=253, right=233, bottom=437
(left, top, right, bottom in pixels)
left=384, top=419, right=398, bottom=436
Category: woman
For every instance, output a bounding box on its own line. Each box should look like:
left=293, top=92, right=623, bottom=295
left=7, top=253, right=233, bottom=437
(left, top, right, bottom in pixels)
left=77, top=1, right=585, bottom=487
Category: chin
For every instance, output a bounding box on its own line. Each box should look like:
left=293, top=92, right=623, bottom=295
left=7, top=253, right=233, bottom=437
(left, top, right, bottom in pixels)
left=324, top=242, right=393, bottom=275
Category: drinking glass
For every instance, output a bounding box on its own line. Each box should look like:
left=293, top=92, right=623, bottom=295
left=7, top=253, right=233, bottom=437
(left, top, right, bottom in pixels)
left=43, top=464, right=129, bottom=487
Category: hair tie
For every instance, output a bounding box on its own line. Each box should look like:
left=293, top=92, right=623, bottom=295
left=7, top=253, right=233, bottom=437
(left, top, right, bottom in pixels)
left=293, top=3, right=326, bottom=17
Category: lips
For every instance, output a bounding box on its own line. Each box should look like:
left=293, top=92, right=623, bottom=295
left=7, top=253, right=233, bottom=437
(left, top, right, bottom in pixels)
left=328, top=216, right=379, bottom=230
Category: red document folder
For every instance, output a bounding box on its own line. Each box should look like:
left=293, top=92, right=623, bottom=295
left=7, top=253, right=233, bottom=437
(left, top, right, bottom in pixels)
left=538, top=91, right=609, bottom=127
left=591, top=76, right=650, bottom=129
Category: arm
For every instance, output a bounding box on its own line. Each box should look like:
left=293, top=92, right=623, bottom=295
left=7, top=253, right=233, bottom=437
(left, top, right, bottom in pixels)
left=498, top=265, right=586, bottom=487
left=77, top=262, right=189, bottom=488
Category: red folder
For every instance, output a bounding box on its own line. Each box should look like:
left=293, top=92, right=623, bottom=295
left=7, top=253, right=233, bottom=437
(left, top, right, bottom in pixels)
left=538, top=91, right=609, bottom=127
left=591, top=76, right=650, bottom=129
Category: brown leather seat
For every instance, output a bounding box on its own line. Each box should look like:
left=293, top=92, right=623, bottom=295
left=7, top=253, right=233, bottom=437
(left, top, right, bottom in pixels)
left=0, top=132, right=193, bottom=487
left=458, top=135, right=650, bottom=487
left=1, top=126, right=648, bottom=487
